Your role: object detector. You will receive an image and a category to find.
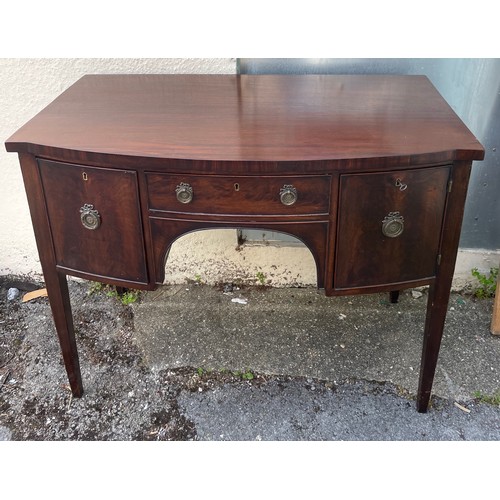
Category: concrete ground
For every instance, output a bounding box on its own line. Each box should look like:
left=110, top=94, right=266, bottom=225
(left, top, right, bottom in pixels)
left=1, top=277, right=500, bottom=441
left=134, top=284, right=500, bottom=440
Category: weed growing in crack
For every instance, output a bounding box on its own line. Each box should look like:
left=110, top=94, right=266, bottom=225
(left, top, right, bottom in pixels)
left=473, top=390, right=500, bottom=406
left=87, top=282, right=140, bottom=305
left=471, top=267, right=498, bottom=299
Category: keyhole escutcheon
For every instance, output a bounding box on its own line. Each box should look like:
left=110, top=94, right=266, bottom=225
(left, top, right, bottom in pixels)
left=395, top=178, right=407, bottom=191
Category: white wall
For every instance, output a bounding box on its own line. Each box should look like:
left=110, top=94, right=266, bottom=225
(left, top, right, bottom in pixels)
left=1, top=58, right=496, bottom=290
left=0, top=58, right=317, bottom=288
left=0, top=59, right=231, bottom=277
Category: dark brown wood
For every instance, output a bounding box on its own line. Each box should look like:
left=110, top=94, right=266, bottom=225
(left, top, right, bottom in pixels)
left=5, top=75, right=485, bottom=410
left=147, top=173, right=331, bottom=216
left=335, top=166, right=450, bottom=290
left=390, top=291, right=400, bottom=304
left=5, top=75, right=484, bottom=167
left=417, top=161, right=473, bottom=412
left=18, top=154, right=83, bottom=397
left=38, top=159, right=149, bottom=285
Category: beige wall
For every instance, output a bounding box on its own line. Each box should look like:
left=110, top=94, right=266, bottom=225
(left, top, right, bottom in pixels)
left=1, top=58, right=496, bottom=289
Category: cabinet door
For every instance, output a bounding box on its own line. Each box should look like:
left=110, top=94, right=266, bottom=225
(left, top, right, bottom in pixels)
left=334, top=166, right=450, bottom=291
left=38, top=159, right=148, bottom=284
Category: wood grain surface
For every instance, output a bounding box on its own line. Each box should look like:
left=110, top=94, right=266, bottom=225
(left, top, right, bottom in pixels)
left=5, top=75, right=485, bottom=166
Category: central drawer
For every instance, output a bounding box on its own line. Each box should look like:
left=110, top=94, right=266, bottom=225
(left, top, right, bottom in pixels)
left=146, top=174, right=331, bottom=216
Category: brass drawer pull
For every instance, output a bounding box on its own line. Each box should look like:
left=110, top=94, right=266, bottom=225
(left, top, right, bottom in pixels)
left=279, top=184, right=297, bottom=206
left=382, top=211, right=404, bottom=238
left=80, top=204, right=101, bottom=230
left=175, top=182, right=193, bottom=204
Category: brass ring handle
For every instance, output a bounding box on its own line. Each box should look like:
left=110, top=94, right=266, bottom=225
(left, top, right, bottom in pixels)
left=279, top=184, right=298, bottom=206
left=382, top=212, right=404, bottom=238
left=175, top=182, right=193, bottom=204
left=80, top=204, right=101, bottom=230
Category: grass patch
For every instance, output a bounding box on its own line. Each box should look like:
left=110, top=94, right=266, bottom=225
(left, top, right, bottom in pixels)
left=88, top=282, right=140, bottom=305
left=473, top=390, right=500, bottom=406
left=471, top=267, right=498, bottom=299
left=196, top=367, right=255, bottom=381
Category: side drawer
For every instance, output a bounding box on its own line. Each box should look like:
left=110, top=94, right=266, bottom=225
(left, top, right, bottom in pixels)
left=38, top=159, right=148, bottom=284
left=146, top=173, right=331, bottom=216
left=334, top=166, right=450, bottom=290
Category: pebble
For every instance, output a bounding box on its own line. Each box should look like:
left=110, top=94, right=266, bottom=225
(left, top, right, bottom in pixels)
left=411, top=290, right=423, bottom=299
left=0, top=426, right=12, bottom=441
left=231, top=298, right=248, bottom=305
left=7, top=288, right=20, bottom=301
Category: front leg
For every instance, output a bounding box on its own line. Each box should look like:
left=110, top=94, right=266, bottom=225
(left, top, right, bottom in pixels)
left=44, top=269, right=83, bottom=397
left=416, top=160, right=472, bottom=412
left=19, top=153, right=83, bottom=396
left=416, top=282, right=448, bottom=412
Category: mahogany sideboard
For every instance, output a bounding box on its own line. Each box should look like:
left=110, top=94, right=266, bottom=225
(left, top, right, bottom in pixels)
left=5, top=74, right=485, bottom=412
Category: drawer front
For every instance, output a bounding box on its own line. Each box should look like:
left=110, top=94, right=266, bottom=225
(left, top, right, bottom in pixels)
left=334, top=166, right=450, bottom=290
left=38, top=160, right=148, bottom=283
left=146, top=174, right=331, bottom=216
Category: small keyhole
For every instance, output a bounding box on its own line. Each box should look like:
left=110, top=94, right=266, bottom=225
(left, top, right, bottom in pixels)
left=82, top=172, right=88, bottom=181
left=234, top=183, right=240, bottom=191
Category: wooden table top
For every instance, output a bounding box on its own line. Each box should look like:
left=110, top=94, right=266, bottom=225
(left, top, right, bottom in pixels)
left=5, top=74, right=484, bottom=165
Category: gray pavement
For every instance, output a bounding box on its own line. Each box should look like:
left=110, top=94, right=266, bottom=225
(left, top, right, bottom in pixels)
left=1, top=278, right=500, bottom=440
left=132, top=284, right=500, bottom=440
left=133, top=285, right=500, bottom=403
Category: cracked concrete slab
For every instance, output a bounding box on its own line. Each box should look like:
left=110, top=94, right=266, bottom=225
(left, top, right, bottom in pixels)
left=131, top=285, right=500, bottom=402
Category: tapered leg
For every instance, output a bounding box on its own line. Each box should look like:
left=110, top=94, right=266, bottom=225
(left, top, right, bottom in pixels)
left=44, top=269, right=83, bottom=397
left=18, top=153, right=83, bottom=396
left=389, top=290, right=400, bottom=304
left=416, top=282, right=450, bottom=412
left=416, top=161, right=473, bottom=412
